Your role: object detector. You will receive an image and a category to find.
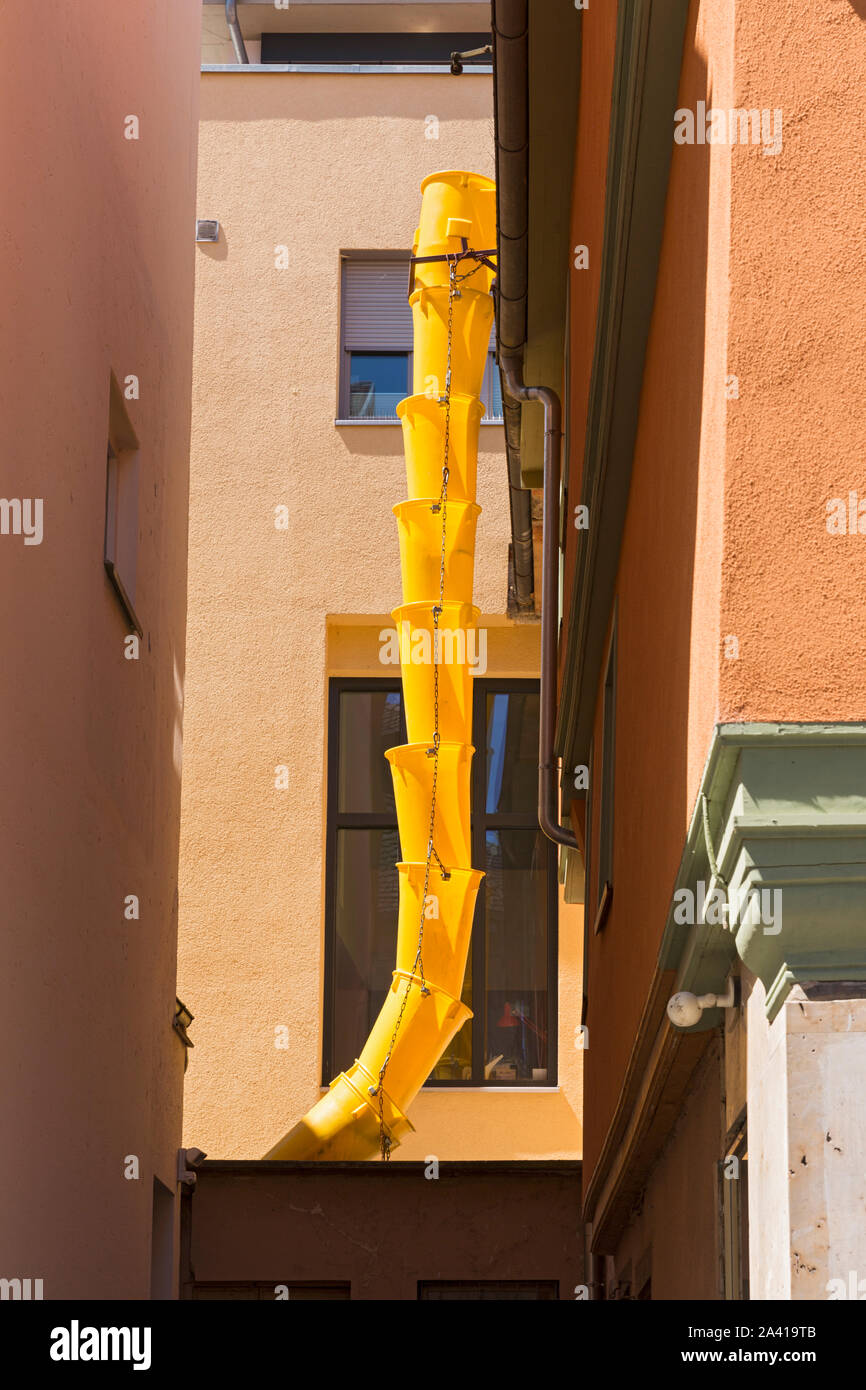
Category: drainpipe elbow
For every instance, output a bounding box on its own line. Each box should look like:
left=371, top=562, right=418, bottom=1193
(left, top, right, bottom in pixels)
left=500, top=355, right=577, bottom=851
left=226, top=0, right=250, bottom=65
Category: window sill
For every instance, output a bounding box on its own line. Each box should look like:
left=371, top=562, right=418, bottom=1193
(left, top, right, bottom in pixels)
left=318, top=1086, right=561, bottom=1094
left=202, top=64, right=493, bottom=76
left=334, top=418, right=504, bottom=427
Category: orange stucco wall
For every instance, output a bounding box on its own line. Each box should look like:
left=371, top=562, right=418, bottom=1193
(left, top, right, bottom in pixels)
left=575, top=0, right=866, bottom=1195
left=719, top=0, right=866, bottom=723
left=579, top=0, right=731, bottom=1188
left=0, top=2, right=201, bottom=1298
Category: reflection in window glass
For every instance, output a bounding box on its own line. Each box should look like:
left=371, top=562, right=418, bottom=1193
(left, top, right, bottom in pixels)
left=349, top=352, right=409, bottom=418
left=428, top=942, right=473, bottom=1080
left=487, top=358, right=503, bottom=420
left=338, top=690, right=402, bottom=814
left=333, top=828, right=401, bottom=1074
left=486, top=691, right=539, bottom=814
left=484, top=829, right=550, bottom=1081
left=326, top=679, right=554, bottom=1086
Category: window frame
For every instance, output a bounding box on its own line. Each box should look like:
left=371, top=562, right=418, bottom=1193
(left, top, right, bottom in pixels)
left=104, top=372, right=142, bottom=636
left=337, top=252, right=502, bottom=424
left=720, top=1115, right=749, bottom=1301
left=593, top=612, right=617, bottom=935
left=322, top=676, right=558, bottom=1088
left=261, top=32, right=492, bottom=68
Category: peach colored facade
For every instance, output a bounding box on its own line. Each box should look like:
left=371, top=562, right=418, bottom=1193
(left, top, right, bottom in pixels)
left=178, top=18, right=582, bottom=1164
left=552, top=0, right=866, bottom=1298
left=0, top=2, right=201, bottom=1297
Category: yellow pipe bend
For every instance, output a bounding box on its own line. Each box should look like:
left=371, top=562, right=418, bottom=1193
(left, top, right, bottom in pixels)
left=265, top=171, right=495, bottom=1161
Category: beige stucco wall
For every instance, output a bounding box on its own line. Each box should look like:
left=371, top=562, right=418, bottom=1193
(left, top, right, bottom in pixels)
left=178, top=68, right=582, bottom=1160
left=0, top=0, right=201, bottom=1298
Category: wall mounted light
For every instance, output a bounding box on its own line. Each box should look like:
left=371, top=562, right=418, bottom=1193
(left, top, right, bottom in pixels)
left=196, top=219, right=220, bottom=243
left=666, top=976, right=737, bottom=1028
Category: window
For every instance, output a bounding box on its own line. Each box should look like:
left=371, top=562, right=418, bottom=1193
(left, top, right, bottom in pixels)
left=192, top=1283, right=350, bottom=1301
left=104, top=373, right=142, bottom=635
left=721, top=1121, right=749, bottom=1300
left=339, top=257, right=501, bottom=422
left=323, top=679, right=557, bottom=1086
left=594, top=613, right=616, bottom=933
left=261, top=32, right=491, bottom=67
left=418, top=1281, right=558, bottom=1300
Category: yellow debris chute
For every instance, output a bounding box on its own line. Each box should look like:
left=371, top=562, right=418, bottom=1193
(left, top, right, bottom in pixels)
left=265, top=171, right=496, bottom=1161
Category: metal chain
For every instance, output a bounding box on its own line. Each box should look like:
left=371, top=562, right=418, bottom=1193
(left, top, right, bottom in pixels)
left=372, top=253, right=465, bottom=1160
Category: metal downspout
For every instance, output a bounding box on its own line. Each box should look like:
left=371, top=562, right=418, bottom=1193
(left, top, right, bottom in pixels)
left=500, top=356, right=577, bottom=851
left=225, top=1, right=249, bottom=65
left=492, top=0, right=534, bottom=615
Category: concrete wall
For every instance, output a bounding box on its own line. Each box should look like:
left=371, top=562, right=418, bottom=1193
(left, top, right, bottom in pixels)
left=184, top=1162, right=582, bottom=1300
left=0, top=1, right=201, bottom=1298
left=178, top=64, right=582, bottom=1161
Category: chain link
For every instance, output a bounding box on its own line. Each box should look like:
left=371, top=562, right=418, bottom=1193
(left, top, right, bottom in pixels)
left=372, top=252, right=472, bottom=1160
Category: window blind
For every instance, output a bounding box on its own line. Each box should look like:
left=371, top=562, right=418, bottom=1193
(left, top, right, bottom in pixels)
left=342, top=257, right=496, bottom=354
left=342, top=260, right=412, bottom=351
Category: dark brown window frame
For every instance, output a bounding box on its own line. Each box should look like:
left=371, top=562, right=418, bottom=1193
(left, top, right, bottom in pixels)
left=322, top=676, right=558, bottom=1087
left=337, top=252, right=503, bottom=423
left=104, top=372, right=142, bottom=637
left=593, top=611, right=617, bottom=935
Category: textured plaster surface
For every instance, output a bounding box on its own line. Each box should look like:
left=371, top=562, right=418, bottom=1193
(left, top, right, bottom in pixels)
left=581, top=0, right=866, bottom=1195
left=0, top=0, right=201, bottom=1296
left=581, top=0, right=732, bottom=1187
left=721, top=0, right=866, bottom=724
left=179, top=72, right=582, bottom=1160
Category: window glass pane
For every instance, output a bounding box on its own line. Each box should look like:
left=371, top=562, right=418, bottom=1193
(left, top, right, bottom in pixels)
left=484, top=829, right=550, bottom=1081
left=428, top=941, right=473, bottom=1081
left=349, top=352, right=408, bottom=418
left=338, top=690, right=402, bottom=814
left=483, top=352, right=503, bottom=420
left=485, top=690, right=539, bottom=814
left=263, top=32, right=492, bottom=66
left=334, top=829, right=400, bottom=1073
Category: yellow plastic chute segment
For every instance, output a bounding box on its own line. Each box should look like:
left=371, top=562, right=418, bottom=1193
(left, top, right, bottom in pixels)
left=411, top=286, right=494, bottom=400
left=415, top=170, right=497, bottom=293
left=393, top=498, right=480, bottom=605
left=386, top=742, right=473, bottom=865
left=263, top=1065, right=414, bottom=1161
left=264, top=171, right=493, bottom=1163
left=395, top=862, right=484, bottom=997
left=357, top=971, right=472, bottom=1112
left=397, top=393, right=483, bottom=503
left=391, top=600, right=479, bottom=745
